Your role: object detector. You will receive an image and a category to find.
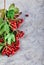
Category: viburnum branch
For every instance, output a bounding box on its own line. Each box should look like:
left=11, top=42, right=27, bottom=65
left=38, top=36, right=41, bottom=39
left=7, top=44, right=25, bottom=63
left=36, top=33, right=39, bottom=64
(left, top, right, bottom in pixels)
left=4, top=0, right=6, bottom=10
left=4, top=0, right=6, bottom=20
left=0, top=2, right=24, bottom=57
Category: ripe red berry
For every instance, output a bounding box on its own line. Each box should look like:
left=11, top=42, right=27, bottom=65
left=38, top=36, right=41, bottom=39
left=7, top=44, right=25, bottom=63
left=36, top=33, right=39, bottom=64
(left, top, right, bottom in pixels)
left=0, top=38, right=4, bottom=43
left=5, top=49, right=10, bottom=56
left=11, top=50, right=15, bottom=55
left=11, top=42, right=15, bottom=48
left=11, top=48, right=15, bottom=55
left=16, top=34, right=19, bottom=41
left=11, top=41, right=20, bottom=52
left=15, top=40, right=20, bottom=47
left=19, top=31, right=24, bottom=38
left=9, top=20, right=17, bottom=31
left=14, top=47, right=20, bottom=52
left=17, top=30, right=24, bottom=38
left=7, top=45, right=12, bottom=52
left=2, top=47, right=6, bottom=55
left=2, top=41, right=20, bottom=56
left=17, top=22, right=20, bottom=28
left=18, top=19, right=23, bottom=23
left=17, top=19, right=24, bottom=28
left=6, top=45, right=15, bottom=56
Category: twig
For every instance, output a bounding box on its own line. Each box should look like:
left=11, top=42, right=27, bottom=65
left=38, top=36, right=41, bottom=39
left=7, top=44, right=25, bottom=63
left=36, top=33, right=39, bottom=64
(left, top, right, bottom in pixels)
left=4, top=0, right=6, bottom=9
left=4, top=0, right=6, bottom=20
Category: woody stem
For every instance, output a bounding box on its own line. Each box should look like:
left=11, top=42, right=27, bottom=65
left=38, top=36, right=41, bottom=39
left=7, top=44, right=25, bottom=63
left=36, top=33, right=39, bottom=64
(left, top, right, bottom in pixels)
left=4, top=0, right=6, bottom=19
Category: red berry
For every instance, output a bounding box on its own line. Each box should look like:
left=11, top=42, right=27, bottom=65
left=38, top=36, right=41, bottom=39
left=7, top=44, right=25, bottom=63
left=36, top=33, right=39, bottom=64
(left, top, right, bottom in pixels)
left=16, top=34, right=19, bottom=41
left=17, top=22, right=20, bottom=28
left=15, top=40, right=20, bottom=47
left=14, top=47, right=20, bottom=52
left=10, top=23, right=17, bottom=30
left=2, top=41, right=20, bottom=56
left=19, top=31, right=24, bottom=38
left=11, top=42, right=15, bottom=48
left=9, top=20, right=17, bottom=31
left=17, top=19, right=24, bottom=28
left=7, top=45, right=12, bottom=52
left=2, top=48, right=6, bottom=55
left=0, top=38, right=4, bottom=43
left=5, top=50, right=10, bottom=56
left=11, top=51, right=15, bottom=55
left=11, top=47, right=15, bottom=55
left=17, top=30, right=24, bottom=38
left=18, top=19, right=23, bottom=23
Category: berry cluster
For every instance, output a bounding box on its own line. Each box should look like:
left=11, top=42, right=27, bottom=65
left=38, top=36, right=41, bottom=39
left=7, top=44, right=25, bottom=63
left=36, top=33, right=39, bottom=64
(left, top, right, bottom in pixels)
left=0, top=3, right=24, bottom=56
left=9, top=18, right=24, bottom=31
left=0, top=1, right=29, bottom=57
left=1, top=18, right=24, bottom=57
left=2, top=40, right=20, bottom=56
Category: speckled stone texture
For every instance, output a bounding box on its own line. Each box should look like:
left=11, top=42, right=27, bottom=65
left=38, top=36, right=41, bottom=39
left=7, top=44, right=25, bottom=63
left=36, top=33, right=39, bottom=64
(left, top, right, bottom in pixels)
left=0, top=0, right=44, bottom=65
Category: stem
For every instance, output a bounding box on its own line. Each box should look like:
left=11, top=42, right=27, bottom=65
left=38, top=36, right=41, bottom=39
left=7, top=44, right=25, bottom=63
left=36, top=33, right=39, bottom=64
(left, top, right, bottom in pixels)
left=4, top=0, right=6, bottom=9
left=4, top=0, right=6, bottom=20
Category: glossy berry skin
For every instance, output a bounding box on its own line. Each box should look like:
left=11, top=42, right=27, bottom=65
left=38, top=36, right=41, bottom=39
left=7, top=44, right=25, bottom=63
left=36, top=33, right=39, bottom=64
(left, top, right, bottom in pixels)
left=0, top=38, right=4, bottom=43
left=9, top=20, right=17, bottom=31
left=15, top=40, right=20, bottom=47
left=2, top=47, right=6, bottom=55
left=11, top=42, right=15, bottom=48
left=16, top=30, right=24, bottom=38
left=16, top=34, right=19, bottom=41
left=14, top=40, right=20, bottom=53
left=2, top=41, right=20, bottom=56
left=5, top=49, right=11, bottom=57
left=17, top=19, right=24, bottom=28
left=19, top=31, right=24, bottom=38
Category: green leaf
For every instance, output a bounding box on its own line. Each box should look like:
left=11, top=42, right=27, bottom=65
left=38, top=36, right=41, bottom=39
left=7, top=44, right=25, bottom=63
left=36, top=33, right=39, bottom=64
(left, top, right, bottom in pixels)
left=11, top=33, right=15, bottom=42
left=0, top=23, right=4, bottom=29
left=0, top=43, right=4, bottom=51
left=9, top=3, right=15, bottom=10
left=4, top=33, right=15, bottom=45
left=0, top=9, right=6, bottom=19
left=8, top=33, right=15, bottom=44
left=0, top=20, right=10, bottom=35
left=4, top=22, right=10, bottom=33
left=8, top=3, right=19, bottom=14
left=6, top=10, right=15, bottom=19
left=0, top=18, right=3, bottom=25
left=6, top=3, right=19, bottom=19
left=4, top=33, right=10, bottom=40
left=0, top=27, right=4, bottom=35
left=14, top=7, right=19, bottom=14
left=0, top=45, right=3, bottom=51
left=0, top=19, right=5, bottom=35
left=8, top=35, right=12, bottom=45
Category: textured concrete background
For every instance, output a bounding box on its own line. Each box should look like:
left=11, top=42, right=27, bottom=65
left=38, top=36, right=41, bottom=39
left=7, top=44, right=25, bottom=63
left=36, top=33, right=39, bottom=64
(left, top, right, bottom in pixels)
left=0, top=0, right=44, bottom=65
